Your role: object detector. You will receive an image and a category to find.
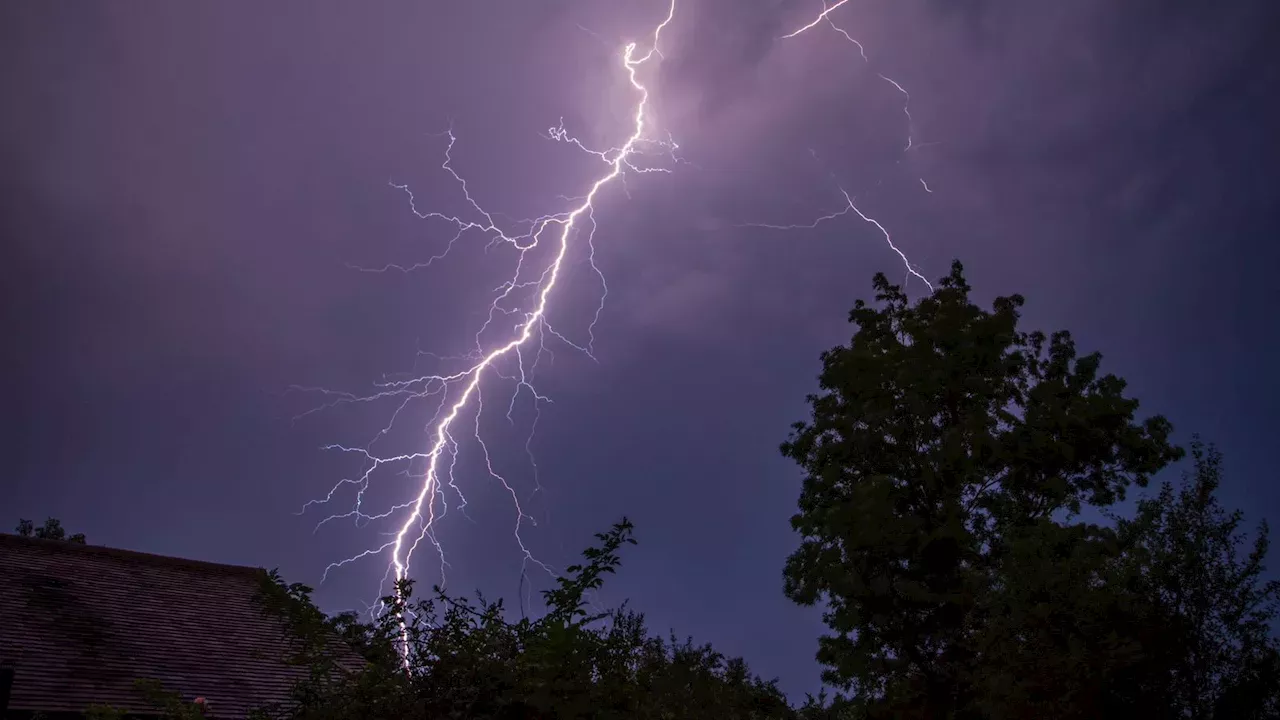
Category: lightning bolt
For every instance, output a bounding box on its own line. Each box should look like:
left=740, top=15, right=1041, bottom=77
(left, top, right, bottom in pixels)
left=739, top=184, right=932, bottom=291
left=786, top=1, right=919, bottom=153
left=787, top=1, right=930, bottom=168
left=780, top=0, right=853, bottom=40
left=297, top=1, right=680, bottom=638
left=740, top=1, right=934, bottom=290
left=298, top=0, right=941, bottom=654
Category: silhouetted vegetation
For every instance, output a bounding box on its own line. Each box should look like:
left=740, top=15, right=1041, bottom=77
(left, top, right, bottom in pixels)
left=245, top=518, right=809, bottom=720
left=15, top=517, right=85, bottom=543
left=779, top=261, right=1280, bottom=718
left=19, top=262, right=1280, bottom=719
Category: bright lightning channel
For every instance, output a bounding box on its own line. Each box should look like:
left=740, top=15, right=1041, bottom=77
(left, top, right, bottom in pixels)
left=299, top=0, right=940, bottom=649
left=299, top=1, right=680, bottom=629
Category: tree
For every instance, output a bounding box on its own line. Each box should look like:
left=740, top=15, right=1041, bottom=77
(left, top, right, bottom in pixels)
left=963, top=515, right=1178, bottom=718
left=779, top=262, right=1182, bottom=716
left=252, top=519, right=800, bottom=720
left=1112, top=439, right=1280, bottom=718
left=15, top=516, right=86, bottom=543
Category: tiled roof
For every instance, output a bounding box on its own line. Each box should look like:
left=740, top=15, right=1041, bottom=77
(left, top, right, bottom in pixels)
left=0, top=533, right=315, bottom=718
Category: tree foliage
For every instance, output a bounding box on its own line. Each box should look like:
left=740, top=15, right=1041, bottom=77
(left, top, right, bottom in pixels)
left=250, top=519, right=804, bottom=720
left=15, top=516, right=86, bottom=543
left=1112, top=439, right=1280, bottom=718
left=780, top=261, right=1278, bottom=717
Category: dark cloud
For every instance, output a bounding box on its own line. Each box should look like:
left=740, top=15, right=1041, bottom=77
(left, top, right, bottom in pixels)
left=3, top=0, right=1277, bottom=701
left=656, top=0, right=791, bottom=119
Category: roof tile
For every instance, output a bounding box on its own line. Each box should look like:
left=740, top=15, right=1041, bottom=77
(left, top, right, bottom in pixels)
left=0, top=533, right=314, bottom=718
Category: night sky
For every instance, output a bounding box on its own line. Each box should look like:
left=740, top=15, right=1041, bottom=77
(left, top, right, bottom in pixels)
left=3, top=0, right=1278, bottom=700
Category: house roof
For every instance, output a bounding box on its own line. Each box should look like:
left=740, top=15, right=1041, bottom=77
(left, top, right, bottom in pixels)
left=0, top=533, right=315, bottom=718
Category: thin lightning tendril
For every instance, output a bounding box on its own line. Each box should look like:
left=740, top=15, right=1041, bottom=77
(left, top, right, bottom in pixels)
left=742, top=0, right=934, bottom=290
left=739, top=185, right=932, bottom=291
left=785, top=0, right=919, bottom=156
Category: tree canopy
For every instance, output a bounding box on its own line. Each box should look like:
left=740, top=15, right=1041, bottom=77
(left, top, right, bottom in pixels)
left=780, top=261, right=1279, bottom=718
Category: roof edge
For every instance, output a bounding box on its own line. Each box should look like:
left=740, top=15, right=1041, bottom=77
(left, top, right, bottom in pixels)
left=0, top=533, right=268, bottom=578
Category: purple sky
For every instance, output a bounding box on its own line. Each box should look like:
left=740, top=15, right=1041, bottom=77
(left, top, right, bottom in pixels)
left=4, top=0, right=1278, bottom=700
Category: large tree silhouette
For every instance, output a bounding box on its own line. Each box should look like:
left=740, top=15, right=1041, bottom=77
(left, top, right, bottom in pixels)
left=780, top=261, right=1186, bottom=715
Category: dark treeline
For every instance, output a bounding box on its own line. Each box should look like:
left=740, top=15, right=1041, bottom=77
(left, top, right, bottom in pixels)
left=29, top=261, right=1280, bottom=718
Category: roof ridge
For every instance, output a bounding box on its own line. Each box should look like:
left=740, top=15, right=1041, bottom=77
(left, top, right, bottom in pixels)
left=0, top=533, right=265, bottom=577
